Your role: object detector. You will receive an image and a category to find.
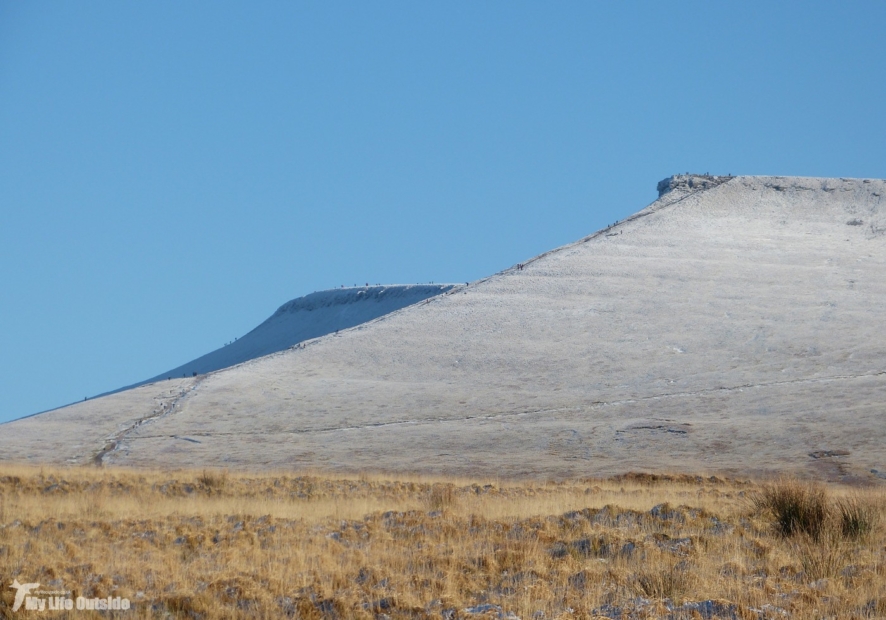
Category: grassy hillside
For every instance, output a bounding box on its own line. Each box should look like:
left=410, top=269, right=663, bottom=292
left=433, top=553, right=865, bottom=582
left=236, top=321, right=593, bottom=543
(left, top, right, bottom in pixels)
left=0, top=466, right=883, bottom=618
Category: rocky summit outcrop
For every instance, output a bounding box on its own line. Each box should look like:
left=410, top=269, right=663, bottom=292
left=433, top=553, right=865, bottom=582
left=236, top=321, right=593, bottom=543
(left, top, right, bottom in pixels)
left=656, top=173, right=733, bottom=197
left=3, top=175, right=885, bottom=482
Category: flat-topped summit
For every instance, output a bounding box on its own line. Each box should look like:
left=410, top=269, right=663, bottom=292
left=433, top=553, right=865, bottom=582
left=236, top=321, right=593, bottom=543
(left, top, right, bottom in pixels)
left=133, top=284, right=456, bottom=387
left=270, top=285, right=452, bottom=316
left=3, top=176, right=885, bottom=481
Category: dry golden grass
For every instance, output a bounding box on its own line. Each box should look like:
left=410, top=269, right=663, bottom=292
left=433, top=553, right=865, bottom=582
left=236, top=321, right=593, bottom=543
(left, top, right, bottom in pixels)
left=0, top=465, right=884, bottom=619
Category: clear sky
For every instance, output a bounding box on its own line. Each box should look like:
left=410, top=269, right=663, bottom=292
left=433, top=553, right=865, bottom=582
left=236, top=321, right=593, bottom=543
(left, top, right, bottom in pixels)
left=1, top=2, right=884, bottom=423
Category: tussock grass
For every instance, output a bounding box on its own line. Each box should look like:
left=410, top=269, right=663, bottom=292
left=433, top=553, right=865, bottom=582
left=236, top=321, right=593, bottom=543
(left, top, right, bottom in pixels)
left=196, top=469, right=228, bottom=494
left=425, top=484, right=457, bottom=512
left=633, top=561, right=693, bottom=600
left=752, top=478, right=830, bottom=540
left=836, top=493, right=881, bottom=541
left=793, top=531, right=849, bottom=581
left=0, top=464, right=883, bottom=619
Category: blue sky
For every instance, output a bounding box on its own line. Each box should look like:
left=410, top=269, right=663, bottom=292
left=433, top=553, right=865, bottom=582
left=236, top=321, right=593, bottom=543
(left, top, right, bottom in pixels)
left=1, top=2, right=884, bottom=422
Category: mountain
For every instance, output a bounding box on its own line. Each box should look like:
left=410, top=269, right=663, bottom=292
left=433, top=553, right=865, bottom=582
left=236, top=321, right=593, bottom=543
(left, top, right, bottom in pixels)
left=3, top=175, right=884, bottom=482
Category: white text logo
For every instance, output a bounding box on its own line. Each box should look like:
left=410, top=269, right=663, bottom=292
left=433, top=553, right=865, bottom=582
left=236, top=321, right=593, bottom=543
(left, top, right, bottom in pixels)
left=9, top=579, right=131, bottom=613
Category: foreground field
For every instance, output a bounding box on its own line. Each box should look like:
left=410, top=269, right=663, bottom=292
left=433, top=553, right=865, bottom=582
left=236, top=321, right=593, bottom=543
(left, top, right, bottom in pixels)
left=0, top=466, right=884, bottom=619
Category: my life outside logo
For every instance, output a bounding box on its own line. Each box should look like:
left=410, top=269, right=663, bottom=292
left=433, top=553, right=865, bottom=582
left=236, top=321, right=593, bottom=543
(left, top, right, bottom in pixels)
left=8, top=579, right=131, bottom=612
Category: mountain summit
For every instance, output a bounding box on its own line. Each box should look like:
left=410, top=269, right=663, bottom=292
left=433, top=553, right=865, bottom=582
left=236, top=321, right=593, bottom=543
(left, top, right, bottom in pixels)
left=140, top=284, right=454, bottom=384
left=3, top=176, right=884, bottom=481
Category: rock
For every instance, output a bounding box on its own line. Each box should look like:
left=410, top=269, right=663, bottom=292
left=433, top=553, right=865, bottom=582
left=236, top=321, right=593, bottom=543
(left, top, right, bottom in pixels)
left=461, top=604, right=520, bottom=619
left=677, top=599, right=742, bottom=619
left=809, top=450, right=850, bottom=459
left=650, top=503, right=681, bottom=520
left=361, top=598, right=396, bottom=613
left=570, top=538, right=595, bottom=557
left=548, top=542, right=568, bottom=559
left=753, top=603, right=789, bottom=617
left=590, top=602, right=622, bottom=618
left=657, top=173, right=732, bottom=197
left=355, top=567, right=372, bottom=584
left=568, top=571, right=587, bottom=590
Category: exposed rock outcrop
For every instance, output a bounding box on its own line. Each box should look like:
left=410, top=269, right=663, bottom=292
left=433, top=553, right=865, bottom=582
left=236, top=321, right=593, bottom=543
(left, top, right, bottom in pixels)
left=657, top=173, right=733, bottom=197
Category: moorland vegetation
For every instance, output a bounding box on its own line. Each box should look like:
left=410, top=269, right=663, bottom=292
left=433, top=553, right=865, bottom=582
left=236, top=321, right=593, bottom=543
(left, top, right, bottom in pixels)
left=0, top=466, right=883, bottom=618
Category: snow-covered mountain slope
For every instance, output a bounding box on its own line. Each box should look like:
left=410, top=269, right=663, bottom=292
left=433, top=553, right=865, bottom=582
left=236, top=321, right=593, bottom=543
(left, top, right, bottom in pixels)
left=3, top=176, right=885, bottom=481
left=140, top=285, right=454, bottom=384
